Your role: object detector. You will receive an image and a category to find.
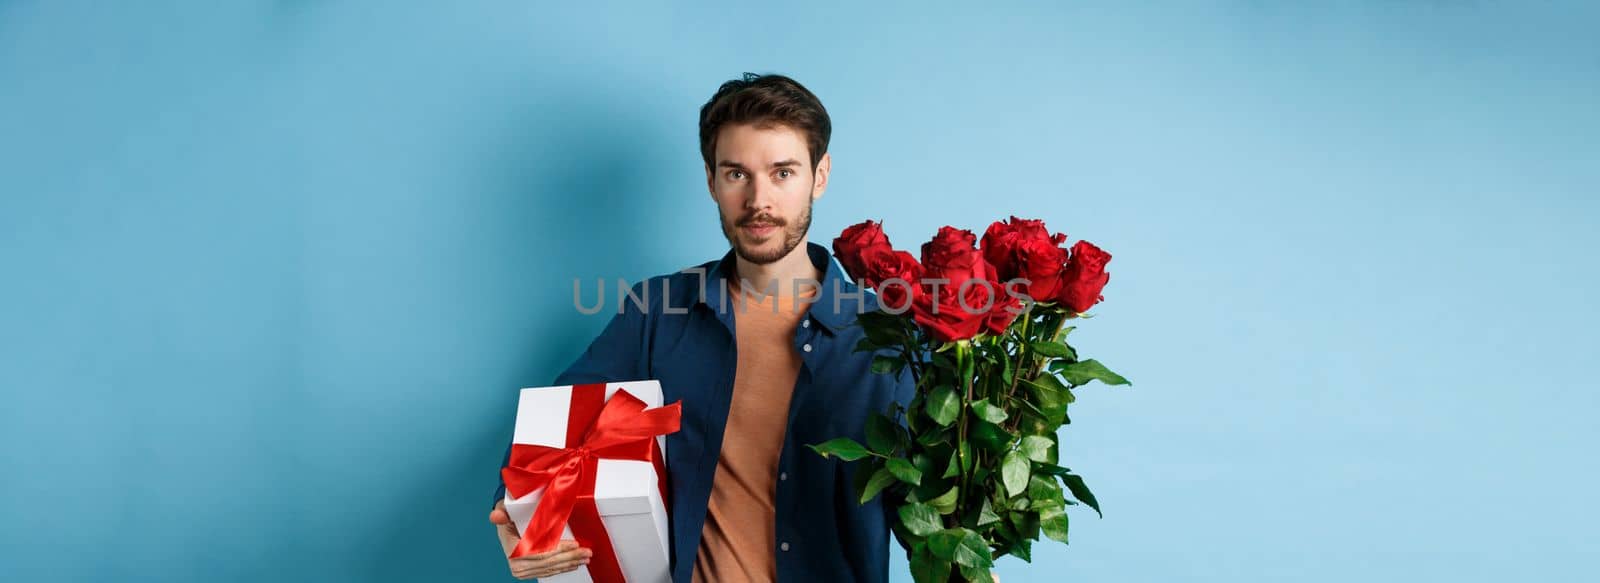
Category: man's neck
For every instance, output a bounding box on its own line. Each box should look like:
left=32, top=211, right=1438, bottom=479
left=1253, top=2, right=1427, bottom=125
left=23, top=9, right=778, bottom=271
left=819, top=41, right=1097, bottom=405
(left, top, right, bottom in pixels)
left=731, top=240, right=822, bottom=299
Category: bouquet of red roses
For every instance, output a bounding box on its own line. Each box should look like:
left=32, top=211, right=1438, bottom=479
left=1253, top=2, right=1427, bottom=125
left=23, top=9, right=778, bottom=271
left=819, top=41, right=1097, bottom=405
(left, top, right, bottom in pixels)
left=810, top=217, right=1129, bottom=583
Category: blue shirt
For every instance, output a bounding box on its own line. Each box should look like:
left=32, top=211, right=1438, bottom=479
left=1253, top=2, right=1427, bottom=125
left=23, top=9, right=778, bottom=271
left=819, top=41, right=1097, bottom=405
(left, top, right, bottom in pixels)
left=494, top=242, right=915, bottom=582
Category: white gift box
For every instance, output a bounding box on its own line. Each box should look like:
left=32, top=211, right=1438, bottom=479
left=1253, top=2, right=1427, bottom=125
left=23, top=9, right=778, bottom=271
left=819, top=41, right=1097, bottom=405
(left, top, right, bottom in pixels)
left=503, top=380, right=672, bottom=583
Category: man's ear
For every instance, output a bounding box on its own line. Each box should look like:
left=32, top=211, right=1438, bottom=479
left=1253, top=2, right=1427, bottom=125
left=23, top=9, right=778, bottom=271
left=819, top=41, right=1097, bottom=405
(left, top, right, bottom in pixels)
left=812, top=152, right=831, bottom=201
left=706, top=164, right=716, bottom=201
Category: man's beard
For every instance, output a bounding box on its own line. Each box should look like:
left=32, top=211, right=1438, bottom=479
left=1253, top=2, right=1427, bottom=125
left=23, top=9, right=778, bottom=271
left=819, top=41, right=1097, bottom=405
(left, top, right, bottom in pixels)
left=719, top=198, right=812, bottom=265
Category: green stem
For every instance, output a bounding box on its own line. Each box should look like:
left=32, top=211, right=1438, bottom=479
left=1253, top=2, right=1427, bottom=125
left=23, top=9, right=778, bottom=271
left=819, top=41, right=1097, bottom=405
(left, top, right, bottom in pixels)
left=1003, top=307, right=1074, bottom=433
left=954, top=342, right=973, bottom=524
left=903, top=317, right=927, bottom=387
left=1002, top=304, right=1034, bottom=408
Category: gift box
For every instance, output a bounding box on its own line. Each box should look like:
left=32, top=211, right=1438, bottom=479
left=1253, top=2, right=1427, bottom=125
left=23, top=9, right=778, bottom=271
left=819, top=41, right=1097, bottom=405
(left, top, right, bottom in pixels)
left=501, top=380, right=679, bottom=583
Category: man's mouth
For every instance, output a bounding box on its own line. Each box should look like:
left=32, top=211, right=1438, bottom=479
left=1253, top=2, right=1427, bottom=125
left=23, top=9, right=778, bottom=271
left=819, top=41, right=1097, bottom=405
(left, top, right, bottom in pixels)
left=740, top=216, right=782, bottom=238
left=742, top=222, right=779, bottom=237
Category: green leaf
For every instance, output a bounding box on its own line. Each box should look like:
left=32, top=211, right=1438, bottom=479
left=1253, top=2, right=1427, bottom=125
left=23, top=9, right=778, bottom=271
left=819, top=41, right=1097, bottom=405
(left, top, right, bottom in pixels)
left=990, top=512, right=1019, bottom=541
left=1011, top=400, right=1055, bottom=436
left=852, top=457, right=880, bottom=493
left=870, top=354, right=900, bottom=375
left=1032, top=372, right=1076, bottom=404
left=1055, top=359, right=1131, bottom=387
left=1000, top=346, right=1015, bottom=386
left=1009, top=508, right=1040, bottom=539
left=1035, top=463, right=1072, bottom=477
left=865, top=414, right=898, bottom=454
left=1038, top=504, right=1070, bottom=543
left=960, top=565, right=994, bottom=582
left=1060, top=473, right=1103, bottom=518
left=853, top=337, right=880, bottom=354
left=887, top=457, right=923, bottom=486
left=928, top=528, right=994, bottom=568
left=911, top=480, right=952, bottom=508
left=808, top=437, right=873, bottom=461
left=1030, top=340, right=1072, bottom=358
left=1010, top=537, right=1033, bottom=563
left=1019, top=435, right=1056, bottom=464
left=1001, top=450, right=1030, bottom=497
left=977, top=499, right=1002, bottom=526
left=890, top=511, right=923, bottom=549
left=899, top=503, right=944, bottom=537
left=859, top=467, right=897, bottom=504
left=1055, top=325, right=1076, bottom=342
left=1028, top=474, right=1062, bottom=506
left=864, top=326, right=900, bottom=349
left=971, top=420, right=1016, bottom=453
left=970, top=399, right=1009, bottom=424
left=927, top=386, right=960, bottom=426
left=928, top=485, right=959, bottom=515
left=859, top=309, right=905, bottom=330
left=941, top=442, right=969, bottom=479
left=909, top=544, right=953, bottom=583
left=1022, top=379, right=1069, bottom=424
left=910, top=451, right=935, bottom=478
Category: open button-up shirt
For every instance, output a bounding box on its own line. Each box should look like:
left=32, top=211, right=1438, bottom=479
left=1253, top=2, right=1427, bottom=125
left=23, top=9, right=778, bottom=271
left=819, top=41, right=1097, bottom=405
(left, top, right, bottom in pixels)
left=493, top=242, right=915, bottom=582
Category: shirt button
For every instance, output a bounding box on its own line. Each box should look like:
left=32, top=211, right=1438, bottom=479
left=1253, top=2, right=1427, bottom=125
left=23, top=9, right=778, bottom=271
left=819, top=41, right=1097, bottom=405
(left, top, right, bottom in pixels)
left=779, top=472, right=788, bottom=481
left=780, top=542, right=791, bottom=552
left=802, top=319, right=810, bottom=328
left=802, top=343, right=812, bottom=353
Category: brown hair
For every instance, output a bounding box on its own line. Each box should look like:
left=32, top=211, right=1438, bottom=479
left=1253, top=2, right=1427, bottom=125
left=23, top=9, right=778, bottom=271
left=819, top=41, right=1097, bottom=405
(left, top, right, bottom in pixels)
left=699, top=73, right=832, bottom=171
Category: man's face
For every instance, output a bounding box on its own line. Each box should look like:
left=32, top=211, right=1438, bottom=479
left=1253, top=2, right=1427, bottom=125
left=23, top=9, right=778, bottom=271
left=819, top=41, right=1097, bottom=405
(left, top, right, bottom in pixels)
left=708, top=123, right=830, bottom=265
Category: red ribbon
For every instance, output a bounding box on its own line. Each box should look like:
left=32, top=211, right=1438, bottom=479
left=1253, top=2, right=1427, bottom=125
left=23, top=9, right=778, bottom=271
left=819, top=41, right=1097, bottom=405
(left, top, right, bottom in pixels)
left=501, top=383, right=681, bottom=582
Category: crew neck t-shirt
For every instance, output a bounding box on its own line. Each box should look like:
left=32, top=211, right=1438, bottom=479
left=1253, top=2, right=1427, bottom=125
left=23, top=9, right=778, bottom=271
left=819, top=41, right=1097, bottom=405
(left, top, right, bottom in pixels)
left=692, top=279, right=818, bottom=583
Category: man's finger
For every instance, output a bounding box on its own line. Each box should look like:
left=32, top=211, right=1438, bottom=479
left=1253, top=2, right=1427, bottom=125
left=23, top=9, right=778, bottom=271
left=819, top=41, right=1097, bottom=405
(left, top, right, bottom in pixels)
left=511, top=546, right=586, bottom=565
left=508, top=541, right=583, bottom=561
left=540, top=555, right=591, bottom=577
left=531, top=553, right=591, bottom=578
left=489, top=508, right=511, bottom=525
left=509, top=548, right=589, bottom=579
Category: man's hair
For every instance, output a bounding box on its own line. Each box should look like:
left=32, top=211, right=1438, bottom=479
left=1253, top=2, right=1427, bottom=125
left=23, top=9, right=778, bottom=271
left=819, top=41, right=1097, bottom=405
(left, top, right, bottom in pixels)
left=699, top=73, right=832, bottom=171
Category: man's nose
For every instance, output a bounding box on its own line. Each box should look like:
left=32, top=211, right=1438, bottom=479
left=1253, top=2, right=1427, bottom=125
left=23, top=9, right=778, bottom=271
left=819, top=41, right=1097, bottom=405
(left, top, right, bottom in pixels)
left=746, top=175, right=777, bottom=212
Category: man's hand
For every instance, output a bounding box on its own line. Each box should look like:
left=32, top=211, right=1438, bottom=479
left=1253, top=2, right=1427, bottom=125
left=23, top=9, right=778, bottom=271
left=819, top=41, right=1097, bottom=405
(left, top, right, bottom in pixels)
left=490, top=500, right=592, bottom=580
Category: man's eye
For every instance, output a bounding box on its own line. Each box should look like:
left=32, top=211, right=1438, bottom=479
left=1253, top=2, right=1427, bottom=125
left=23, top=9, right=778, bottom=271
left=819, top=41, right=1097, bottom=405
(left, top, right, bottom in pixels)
left=728, top=170, right=745, bottom=180
left=777, top=169, right=792, bottom=179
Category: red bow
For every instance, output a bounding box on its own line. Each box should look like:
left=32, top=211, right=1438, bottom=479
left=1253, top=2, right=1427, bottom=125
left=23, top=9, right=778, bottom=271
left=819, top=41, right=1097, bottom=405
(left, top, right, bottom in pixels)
left=501, top=383, right=680, bottom=582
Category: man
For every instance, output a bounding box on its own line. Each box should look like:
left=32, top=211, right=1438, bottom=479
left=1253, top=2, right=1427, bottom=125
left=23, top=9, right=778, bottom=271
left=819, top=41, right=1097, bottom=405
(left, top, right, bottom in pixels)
left=488, top=73, right=915, bottom=581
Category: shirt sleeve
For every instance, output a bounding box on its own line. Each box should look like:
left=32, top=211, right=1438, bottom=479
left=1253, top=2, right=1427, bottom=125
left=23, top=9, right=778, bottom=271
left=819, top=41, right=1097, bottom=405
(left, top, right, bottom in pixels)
left=490, top=280, right=652, bottom=507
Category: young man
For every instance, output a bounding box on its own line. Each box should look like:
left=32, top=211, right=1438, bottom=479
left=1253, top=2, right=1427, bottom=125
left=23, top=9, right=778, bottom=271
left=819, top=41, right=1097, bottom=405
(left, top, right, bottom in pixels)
left=488, top=73, right=914, bottom=581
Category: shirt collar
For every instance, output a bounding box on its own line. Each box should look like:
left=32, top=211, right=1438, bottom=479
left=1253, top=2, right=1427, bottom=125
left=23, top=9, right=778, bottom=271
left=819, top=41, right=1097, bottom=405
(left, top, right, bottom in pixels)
left=695, top=241, right=863, bottom=333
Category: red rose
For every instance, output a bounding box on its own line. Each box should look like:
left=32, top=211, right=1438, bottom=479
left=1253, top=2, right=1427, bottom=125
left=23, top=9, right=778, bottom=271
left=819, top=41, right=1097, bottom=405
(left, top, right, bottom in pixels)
left=833, top=220, right=892, bottom=283
left=913, top=226, right=1020, bottom=342
left=981, top=216, right=1070, bottom=301
left=912, top=281, right=992, bottom=342
left=1010, top=237, right=1069, bottom=301
left=1056, top=240, right=1112, bottom=313
left=984, top=283, right=1023, bottom=336
left=857, top=246, right=922, bottom=312
left=920, top=226, right=983, bottom=292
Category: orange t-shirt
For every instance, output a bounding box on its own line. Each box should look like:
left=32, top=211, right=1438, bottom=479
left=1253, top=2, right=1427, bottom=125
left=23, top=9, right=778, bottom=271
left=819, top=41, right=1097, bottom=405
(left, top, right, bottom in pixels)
left=692, top=280, right=816, bottom=583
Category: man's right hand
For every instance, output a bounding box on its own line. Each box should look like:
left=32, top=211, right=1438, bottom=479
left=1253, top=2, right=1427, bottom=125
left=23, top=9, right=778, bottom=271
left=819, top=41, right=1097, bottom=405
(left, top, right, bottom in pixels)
left=490, top=500, right=593, bottom=580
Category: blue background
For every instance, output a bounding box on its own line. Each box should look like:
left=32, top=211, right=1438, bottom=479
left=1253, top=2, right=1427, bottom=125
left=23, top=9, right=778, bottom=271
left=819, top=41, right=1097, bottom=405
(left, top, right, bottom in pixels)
left=3, top=1, right=1596, bottom=581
